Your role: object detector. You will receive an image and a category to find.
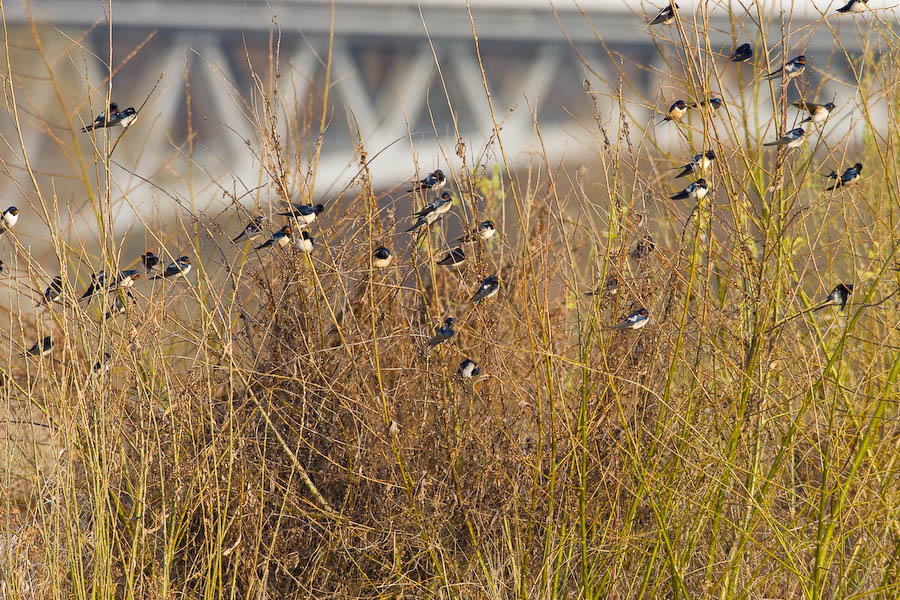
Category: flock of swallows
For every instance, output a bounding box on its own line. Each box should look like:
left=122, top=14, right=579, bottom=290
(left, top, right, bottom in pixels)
left=27, top=112, right=502, bottom=377
left=630, top=0, right=875, bottom=332
left=14, top=0, right=877, bottom=365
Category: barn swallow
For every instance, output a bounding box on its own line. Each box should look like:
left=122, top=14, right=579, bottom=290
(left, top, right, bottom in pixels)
left=408, top=169, right=447, bottom=193
left=649, top=2, right=678, bottom=25
left=424, top=316, right=455, bottom=351
left=454, top=220, right=496, bottom=244
left=295, top=230, right=315, bottom=253
left=82, top=102, right=137, bottom=132
left=793, top=100, right=835, bottom=124
left=671, top=178, right=709, bottom=200
left=610, top=307, right=650, bottom=330
left=457, top=358, right=480, bottom=379
left=372, top=246, right=393, bottom=268
left=141, top=251, right=161, bottom=273
left=406, top=192, right=453, bottom=233
left=25, top=336, right=53, bottom=357
left=436, top=247, right=466, bottom=267
left=105, top=291, right=133, bottom=319
left=825, top=163, right=863, bottom=190
left=813, top=283, right=853, bottom=311
left=79, top=271, right=106, bottom=301
left=688, top=97, right=723, bottom=112
left=83, top=102, right=118, bottom=132
left=92, top=352, right=112, bottom=376
left=110, top=106, right=137, bottom=128
left=152, top=256, right=191, bottom=280
left=0, top=206, right=19, bottom=234
left=764, top=127, right=806, bottom=148
left=255, top=225, right=292, bottom=250
left=675, top=151, right=716, bottom=178
left=765, top=55, right=806, bottom=80
left=232, top=215, right=266, bottom=242
left=38, top=276, right=63, bottom=307
left=0, top=259, right=4, bottom=273
left=729, top=43, right=753, bottom=62
left=659, top=100, right=688, bottom=124
left=836, top=0, right=867, bottom=12
left=631, top=236, right=655, bottom=260
left=470, top=274, right=499, bottom=303
left=110, top=269, right=141, bottom=290
left=586, top=277, right=618, bottom=297
left=278, top=203, right=324, bottom=227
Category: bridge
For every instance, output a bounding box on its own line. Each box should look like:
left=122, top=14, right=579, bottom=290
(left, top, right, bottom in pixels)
left=1, top=0, right=889, bottom=234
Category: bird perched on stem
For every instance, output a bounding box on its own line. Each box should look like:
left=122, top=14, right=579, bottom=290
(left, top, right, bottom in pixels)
left=454, top=220, right=496, bottom=244
left=729, top=43, right=753, bottom=63
left=763, top=128, right=806, bottom=148
left=586, top=277, right=618, bottom=298
left=408, top=169, right=446, bottom=193
left=825, top=163, right=863, bottom=190
left=649, top=2, right=678, bottom=25
left=82, top=102, right=137, bottom=132
left=141, top=251, right=161, bottom=274
left=436, top=247, right=466, bottom=267
left=765, top=55, right=806, bottom=80
left=79, top=271, right=105, bottom=301
left=295, top=230, right=315, bottom=254
left=25, top=336, right=53, bottom=357
left=675, top=151, right=716, bottom=178
left=814, top=283, right=853, bottom=311
left=659, top=100, right=687, bottom=124
left=671, top=179, right=708, bottom=201
left=152, top=256, right=192, bottom=280
left=470, top=275, right=499, bottom=303
left=687, top=98, right=723, bottom=112
left=109, top=270, right=140, bottom=291
left=457, top=359, right=480, bottom=379
left=105, top=292, right=133, bottom=319
left=0, top=206, right=18, bottom=234
left=631, top=236, right=655, bottom=260
left=255, top=226, right=292, bottom=251
left=424, top=317, right=455, bottom=352
left=92, top=352, right=112, bottom=376
left=610, top=308, right=650, bottom=330
left=792, top=100, right=835, bottom=124
left=233, top=216, right=266, bottom=242
left=767, top=283, right=854, bottom=332
left=372, top=246, right=393, bottom=268
left=836, top=0, right=867, bottom=13
left=278, top=204, right=323, bottom=227
left=406, top=192, right=453, bottom=233
left=38, top=276, right=63, bottom=307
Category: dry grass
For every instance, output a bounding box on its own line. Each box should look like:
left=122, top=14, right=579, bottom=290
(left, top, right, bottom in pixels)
left=3, top=2, right=900, bottom=599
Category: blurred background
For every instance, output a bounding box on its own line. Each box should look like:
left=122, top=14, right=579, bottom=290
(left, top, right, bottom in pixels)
left=0, top=0, right=886, bottom=245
